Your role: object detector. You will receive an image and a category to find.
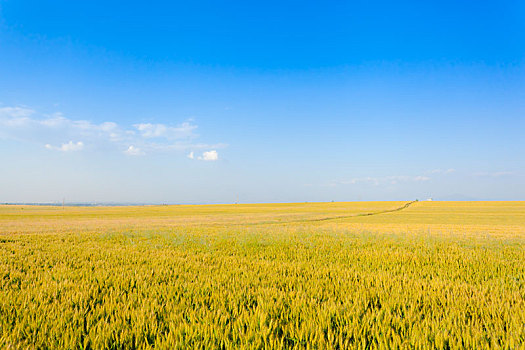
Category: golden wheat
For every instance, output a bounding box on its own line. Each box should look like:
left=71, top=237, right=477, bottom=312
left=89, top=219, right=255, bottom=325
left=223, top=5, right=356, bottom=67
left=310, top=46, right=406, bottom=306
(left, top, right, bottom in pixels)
left=0, top=201, right=524, bottom=348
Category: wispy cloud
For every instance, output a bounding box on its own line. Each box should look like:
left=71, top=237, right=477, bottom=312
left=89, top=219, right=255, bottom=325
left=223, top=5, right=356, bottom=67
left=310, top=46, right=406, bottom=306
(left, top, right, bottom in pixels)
left=329, top=174, right=431, bottom=187
left=0, top=105, right=225, bottom=157
left=473, top=171, right=515, bottom=177
left=412, top=175, right=431, bottom=182
left=148, top=141, right=227, bottom=152
left=134, top=122, right=197, bottom=139
left=0, top=107, right=35, bottom=125
left=427, top=168, right=455, bottom=175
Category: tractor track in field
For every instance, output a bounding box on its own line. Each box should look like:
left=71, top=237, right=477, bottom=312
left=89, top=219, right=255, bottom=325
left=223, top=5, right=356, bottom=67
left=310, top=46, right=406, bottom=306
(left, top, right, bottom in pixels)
left=220, top=200, right=418, bottom=227
left=305, top=200, right=418, bottom=222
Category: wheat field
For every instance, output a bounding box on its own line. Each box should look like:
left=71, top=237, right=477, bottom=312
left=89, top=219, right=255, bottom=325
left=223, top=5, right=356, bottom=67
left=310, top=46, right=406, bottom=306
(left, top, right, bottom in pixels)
left=0, top=201, right=524, bottom=349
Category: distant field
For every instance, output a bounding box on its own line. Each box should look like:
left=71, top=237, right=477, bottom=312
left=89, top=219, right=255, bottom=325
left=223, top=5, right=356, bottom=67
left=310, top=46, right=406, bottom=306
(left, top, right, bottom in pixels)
left=1, top=201, right=524, bottom=348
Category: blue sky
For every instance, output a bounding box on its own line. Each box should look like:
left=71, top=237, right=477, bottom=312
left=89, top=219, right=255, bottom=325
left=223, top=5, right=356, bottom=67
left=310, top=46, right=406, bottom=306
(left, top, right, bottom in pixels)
left=1, top=0, right=524, bottom=203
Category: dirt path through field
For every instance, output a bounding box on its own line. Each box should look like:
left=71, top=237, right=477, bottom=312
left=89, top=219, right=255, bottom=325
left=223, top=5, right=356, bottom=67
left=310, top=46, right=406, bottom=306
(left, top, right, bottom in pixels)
left=227, top=200, right=419, bottom=226
left=294, top=200, right=418, bottom=223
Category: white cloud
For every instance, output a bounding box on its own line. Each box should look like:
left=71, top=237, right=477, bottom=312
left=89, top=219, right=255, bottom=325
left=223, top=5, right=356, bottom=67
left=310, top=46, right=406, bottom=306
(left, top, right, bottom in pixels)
left=124, top=145, right=145, bottom=156
left=61, top=141, right=84, bottom=152
left=45, top=141, right=84, bottom=152
left=198, top=150, right=218, bottom=161
left=134, top=123, right=167, bottom=138
left=187, top=150, right=220, bottom=161
left=0, top=105, right=224, bottom=157
left=134, top=122, right=197, bottom=139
